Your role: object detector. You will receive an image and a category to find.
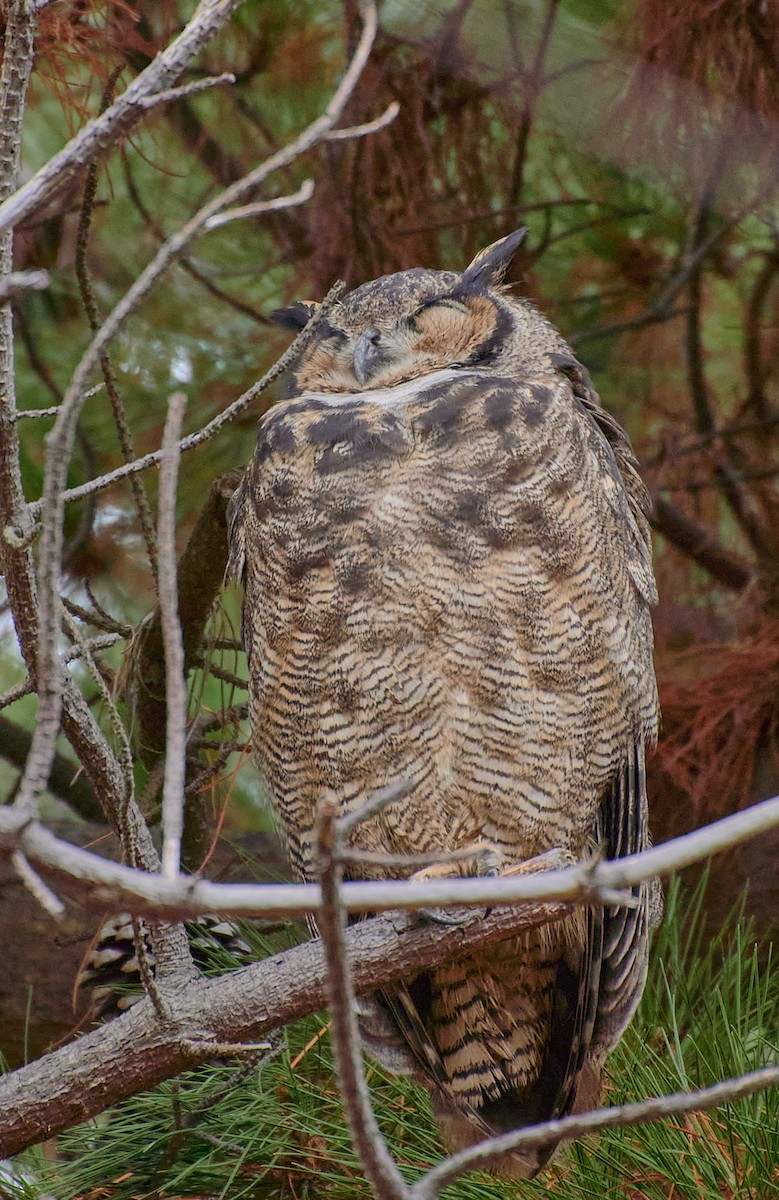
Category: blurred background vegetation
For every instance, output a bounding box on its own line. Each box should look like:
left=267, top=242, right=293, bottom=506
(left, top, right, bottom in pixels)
left=1, top=0, right=779, bottom=1193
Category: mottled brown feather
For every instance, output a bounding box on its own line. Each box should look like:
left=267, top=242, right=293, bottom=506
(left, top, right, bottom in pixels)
left=229, top=231, right=659, bottom=1175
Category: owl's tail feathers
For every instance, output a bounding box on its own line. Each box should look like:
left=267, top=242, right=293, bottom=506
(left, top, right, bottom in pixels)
left=426, top=907, right=604, bottom=1177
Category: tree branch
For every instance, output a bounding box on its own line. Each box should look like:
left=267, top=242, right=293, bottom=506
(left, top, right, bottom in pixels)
left=1, top=789, right=778, bottom=922
left=14, top=3, right=377, bottom=830
left=650, top=494, right=754, bottom=591
left=0, top=0, right=246, bottom=237
left=0, top=893, right=569, bottom=1157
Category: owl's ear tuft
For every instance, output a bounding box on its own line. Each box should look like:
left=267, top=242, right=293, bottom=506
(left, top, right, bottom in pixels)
left=269, top=300, right=320, bottom=331
left=461, top=228, right=528, bottom=291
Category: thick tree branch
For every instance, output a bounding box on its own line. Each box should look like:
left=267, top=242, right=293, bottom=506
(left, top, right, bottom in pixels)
left=0, top=714, right=103, bottom=821
left=0, top=895, right=569, bottom=1157
left=650, top=495, right=754, bottom=591
left=128, top=473, right=239, bottom=764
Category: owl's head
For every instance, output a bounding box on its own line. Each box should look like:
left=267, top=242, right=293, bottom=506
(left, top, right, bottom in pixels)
left=273, top=229, right=565, bottom=394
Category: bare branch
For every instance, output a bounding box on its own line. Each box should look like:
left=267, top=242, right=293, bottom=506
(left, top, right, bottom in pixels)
left=325, top=100, right=400, bottom=141
left=0, top=0, right=246, bottom=236
left=650, top=495, right=754, bottom=591
left=203, top=178, right=314, bottom=230
left=0, top=268, right=48, bottom=303
left=133, top=71, right=236, bottom=110
left=16, top=5, right=377, bottom=828
left=317, top=794, right=411, bottom=1200
left=158, top=392, right=188, bottom=880
left=0, top=885, right=569, bottom=1155
left=0, top=713, right=104, bottom=821
left=1, top=790, right=779, bottom=921
left=411, top=1065, right=779, bottom=1197
left=10, top=849, right=65, bottom=921
left=31, top=281, right=345, bottom=514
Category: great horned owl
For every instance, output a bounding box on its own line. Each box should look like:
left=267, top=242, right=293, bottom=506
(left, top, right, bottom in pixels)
left=228, top=230, right=659, bottom=1175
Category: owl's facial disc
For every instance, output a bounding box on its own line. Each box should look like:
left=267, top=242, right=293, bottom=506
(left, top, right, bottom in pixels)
left=350, top=294, right=498, bottom=389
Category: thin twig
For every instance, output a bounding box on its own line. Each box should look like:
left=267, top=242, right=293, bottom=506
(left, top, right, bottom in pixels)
left=0, top=676, right=34, bottom=709
left=317, top=794, right=412, bottom=1200
left=32, top=280, right=345, bottom=513
left=132, top=71, right=236, bottom=109
left=325, top=100, right=400, bottom=141
left=203, top=178, right=314, bottom=230
left=10, top=849, right=65, bottom=920
left=61, top=611, right=135, bottom=813
left=62, top=594, right=133, bottom=637
left=158, top=392, right=188, bottom=880
left=411, top=1066, right=779, bottom=1197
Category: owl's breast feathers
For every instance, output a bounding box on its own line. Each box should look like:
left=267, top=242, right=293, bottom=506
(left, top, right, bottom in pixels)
left=228, top=355, right=658, bottom=1175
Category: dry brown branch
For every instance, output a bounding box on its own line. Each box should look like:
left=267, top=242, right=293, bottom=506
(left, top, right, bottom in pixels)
left=650, top=495, right=754, bottom=591
left=127, top=473, right=239, bottom=766
left=0, top=714, right=103, bottom=820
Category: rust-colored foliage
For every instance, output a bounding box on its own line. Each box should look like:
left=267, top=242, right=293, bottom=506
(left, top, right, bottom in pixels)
left=636, top=0, right=779, bottom=119
left=294, top=11, right=537, bottom=296
left=0, top=2, right=174, bottom=125
left=651, top=615, right=779, bottom=833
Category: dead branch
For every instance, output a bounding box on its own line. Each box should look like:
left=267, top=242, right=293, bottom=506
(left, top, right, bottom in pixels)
left=0, top=714, right=103, bottom=821
left=158, top=392, right=188, bottom=881
left=0, top=790, right=778, bottom=922
left=14, top=4, right=377, bottom=832
left=650, top=495, right=754, bottom=591
left=411, top=1065, right=779, bottom=1197
left=0, top=0, right=245, bottom=236
left=127, top=473, right=239, bottom=766
left=31, top=280, right=344, bottom=515
left=0, top=268, right=48, bottom=302
left=317, top=794, right=411, bottom=1200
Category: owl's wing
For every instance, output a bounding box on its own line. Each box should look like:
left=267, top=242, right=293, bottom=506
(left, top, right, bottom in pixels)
left=592, top=740, right=654, bottom=1056
left=544, top=739, right=652, bottom=1130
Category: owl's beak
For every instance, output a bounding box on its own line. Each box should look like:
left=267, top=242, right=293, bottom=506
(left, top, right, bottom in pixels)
left=354, top=327, right=384, bottom=386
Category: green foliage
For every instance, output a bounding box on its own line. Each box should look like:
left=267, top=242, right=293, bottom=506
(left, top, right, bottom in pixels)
left=14, top=878, right=779, bottom=1200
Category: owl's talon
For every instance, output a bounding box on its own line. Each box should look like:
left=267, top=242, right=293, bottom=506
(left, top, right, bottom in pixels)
left=419, top=906, right=478, bottom=927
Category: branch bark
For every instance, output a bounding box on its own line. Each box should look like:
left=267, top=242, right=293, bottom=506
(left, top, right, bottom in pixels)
left=0, top=895, right=569, bottom=1156
left=0, top=0, right=246, bottom=237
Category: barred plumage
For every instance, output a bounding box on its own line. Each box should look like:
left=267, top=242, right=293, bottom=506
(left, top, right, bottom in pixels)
left=228, top=229, right=659, bottom=1175
left=77, top=914, right=253, bottom=1019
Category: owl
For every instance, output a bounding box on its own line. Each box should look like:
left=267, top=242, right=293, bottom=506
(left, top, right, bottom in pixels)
left=228, top=229, right=659, bottom=1175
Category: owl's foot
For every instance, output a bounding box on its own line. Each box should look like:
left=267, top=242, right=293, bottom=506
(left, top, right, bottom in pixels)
left=413, top=840, right=502, bottom=926
left=417, top=846, right=576, bottom=925
left=500, top=847, right=577, bottom=877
